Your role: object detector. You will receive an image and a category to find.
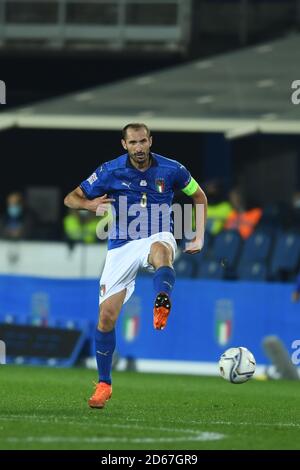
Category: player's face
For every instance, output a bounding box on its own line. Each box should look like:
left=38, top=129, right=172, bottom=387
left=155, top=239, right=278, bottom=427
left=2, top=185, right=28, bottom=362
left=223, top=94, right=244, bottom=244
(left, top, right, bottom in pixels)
left=121, top=128, right=152, bottom=165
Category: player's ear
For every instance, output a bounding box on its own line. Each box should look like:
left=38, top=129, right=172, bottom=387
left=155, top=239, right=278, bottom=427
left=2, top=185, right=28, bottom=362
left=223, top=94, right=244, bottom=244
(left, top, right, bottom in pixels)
left=121, top=139, right=127, bottom=150
left=149, top=136, right=153, bottom=147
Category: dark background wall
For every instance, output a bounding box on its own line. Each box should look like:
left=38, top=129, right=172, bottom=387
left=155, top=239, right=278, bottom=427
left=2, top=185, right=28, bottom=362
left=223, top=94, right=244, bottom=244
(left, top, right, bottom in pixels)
left=1, top=0, right=300, bottom=212
left=0, top=128, right=204, bottom=217
left=0, top=54, right=184, bottom=108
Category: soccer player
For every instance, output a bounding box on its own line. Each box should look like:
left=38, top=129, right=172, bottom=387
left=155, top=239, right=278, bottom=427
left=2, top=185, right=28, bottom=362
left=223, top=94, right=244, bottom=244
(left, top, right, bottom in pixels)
left=64, top=123, right=207, bottom=408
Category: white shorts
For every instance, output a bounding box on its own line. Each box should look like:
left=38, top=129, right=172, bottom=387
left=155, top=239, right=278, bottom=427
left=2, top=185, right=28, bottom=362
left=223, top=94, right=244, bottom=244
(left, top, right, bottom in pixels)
left=99, top=232, right=177, bottom=305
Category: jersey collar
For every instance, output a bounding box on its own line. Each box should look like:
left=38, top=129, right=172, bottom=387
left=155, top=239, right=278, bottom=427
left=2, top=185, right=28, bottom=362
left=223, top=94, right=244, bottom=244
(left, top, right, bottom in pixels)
left=126, top=153, right=158, bottom=169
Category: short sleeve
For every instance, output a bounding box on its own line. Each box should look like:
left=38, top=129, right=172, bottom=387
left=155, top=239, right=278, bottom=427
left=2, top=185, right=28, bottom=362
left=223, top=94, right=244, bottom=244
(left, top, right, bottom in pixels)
left=172, top=163, right=192, bottom=191
left=80, top=164, right=110, bottom=199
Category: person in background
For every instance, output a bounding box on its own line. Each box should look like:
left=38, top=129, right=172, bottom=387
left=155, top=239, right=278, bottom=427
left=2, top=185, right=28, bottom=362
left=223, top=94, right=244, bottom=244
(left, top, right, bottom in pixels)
left=205, top=180, right=232, bottom=236
left=224, top=187, right=262, bottom=239
left=63, top=209, right=101, bottom=244
left=0, top=192, right=35, bottom=240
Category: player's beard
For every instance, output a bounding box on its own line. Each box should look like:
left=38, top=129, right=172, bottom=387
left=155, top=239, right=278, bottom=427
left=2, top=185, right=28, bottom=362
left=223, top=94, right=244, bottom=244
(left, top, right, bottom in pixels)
left=129, top=150, right=151, bottom=168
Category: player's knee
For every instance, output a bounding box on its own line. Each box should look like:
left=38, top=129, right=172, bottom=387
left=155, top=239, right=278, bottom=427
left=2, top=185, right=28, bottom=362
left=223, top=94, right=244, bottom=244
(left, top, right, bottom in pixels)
left=98, top=307, right=116, bottom=331
left=151, top=242, right=172, bottom=267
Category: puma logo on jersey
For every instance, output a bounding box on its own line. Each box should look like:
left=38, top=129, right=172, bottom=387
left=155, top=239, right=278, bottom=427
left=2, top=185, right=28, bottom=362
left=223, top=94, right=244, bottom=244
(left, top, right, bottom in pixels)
left=122, top=181, right=132, bottom=188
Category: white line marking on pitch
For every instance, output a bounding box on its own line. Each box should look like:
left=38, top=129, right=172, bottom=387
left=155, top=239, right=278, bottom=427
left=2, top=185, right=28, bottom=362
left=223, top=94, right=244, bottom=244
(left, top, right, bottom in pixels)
left=187, top=420, right=300, bottom=428
left=1, top=414, right=300, bottom=429
left=0, top=415, right=224, bottom=443
left=0, top=413, right=300, bottom=432
left=4, top=432, right=224, bottom=444
left=0, top=415, right=202, bottom=433
left=123, top=417, right=300, bottom=429
left=154, top=418, right=300, bottom=428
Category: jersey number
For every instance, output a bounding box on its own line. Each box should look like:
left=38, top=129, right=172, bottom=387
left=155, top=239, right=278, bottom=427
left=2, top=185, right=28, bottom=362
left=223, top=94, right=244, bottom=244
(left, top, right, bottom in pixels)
left=140, top=192, right=147, bottom=208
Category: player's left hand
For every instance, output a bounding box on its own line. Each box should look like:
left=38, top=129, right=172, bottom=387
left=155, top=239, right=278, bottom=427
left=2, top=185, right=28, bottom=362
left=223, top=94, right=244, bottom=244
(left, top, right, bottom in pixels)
left=96, top=202, right=112, bottom=216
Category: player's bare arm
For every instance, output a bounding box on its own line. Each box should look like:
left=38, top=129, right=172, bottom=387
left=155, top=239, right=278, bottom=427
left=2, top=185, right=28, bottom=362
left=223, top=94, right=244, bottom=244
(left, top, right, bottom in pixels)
left=64, top=186, right=114, bottom=212
left=184, top=185, right=207, bottom=254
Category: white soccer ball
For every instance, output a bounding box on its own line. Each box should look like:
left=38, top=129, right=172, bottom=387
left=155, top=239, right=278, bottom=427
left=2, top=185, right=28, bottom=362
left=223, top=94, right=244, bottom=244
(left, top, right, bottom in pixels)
left=219, top=347, right=256, bottom=384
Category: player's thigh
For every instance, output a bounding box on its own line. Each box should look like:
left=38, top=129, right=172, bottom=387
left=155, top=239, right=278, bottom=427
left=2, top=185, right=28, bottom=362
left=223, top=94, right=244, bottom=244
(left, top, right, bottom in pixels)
left=99, top=242, right=140, bottom=304
left=98, top=288, right=127, bottom=324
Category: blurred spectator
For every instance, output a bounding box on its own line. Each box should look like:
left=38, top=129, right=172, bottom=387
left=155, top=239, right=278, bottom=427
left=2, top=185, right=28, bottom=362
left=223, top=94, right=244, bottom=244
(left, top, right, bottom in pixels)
left=63, top=209, right=100, bottom=244
left=0, top=192, right=36, bottom=240
left=224, top=188, right=262, bottom=239
left=205, top=180, right=232, bottom=236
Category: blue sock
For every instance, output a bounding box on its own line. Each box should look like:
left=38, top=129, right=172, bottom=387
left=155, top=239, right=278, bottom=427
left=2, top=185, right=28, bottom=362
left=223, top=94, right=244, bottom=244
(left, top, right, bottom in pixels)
left=95, top=328, right=116, bottom=384
left=153, top=266, right=176, bottom=297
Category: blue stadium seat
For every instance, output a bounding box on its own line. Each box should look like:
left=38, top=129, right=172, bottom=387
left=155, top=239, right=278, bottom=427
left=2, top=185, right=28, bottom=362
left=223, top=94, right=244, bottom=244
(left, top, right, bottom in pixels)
left=260, top=202, right=290, bottom=231
left=270, top=232, right=300, bottom=280
left=240, top=231, right=272, bottom=263
left=237, top=261, right=267, bottom=281
left=173, top=252, right=196, bottom=278
left=179, top=232, right=211, bottom=276
left=212, top=230, right=242, bottom=269
left=196, top=260, right=225, bottom=280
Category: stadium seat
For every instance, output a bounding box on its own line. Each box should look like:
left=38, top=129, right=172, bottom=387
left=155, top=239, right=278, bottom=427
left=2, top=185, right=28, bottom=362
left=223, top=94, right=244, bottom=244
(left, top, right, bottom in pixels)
left=269, top=232, right=300, bottom=280
left=178, top=232, right=212, bottom=276
left=240, top=231, right=272, bottom=263
left=196, top=260, right=225, bottom=280
left=237, top=261, right=267, bottom=281
left=173, top=252, right=197, bottom=278
left=259, top=202, right=289, bottom=231
left=211, top=230, right=242, bottom=269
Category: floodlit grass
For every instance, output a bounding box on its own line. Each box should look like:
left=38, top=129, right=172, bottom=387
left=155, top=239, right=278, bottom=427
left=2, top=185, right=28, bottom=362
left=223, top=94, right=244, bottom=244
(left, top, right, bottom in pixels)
left=0, top=366, right=300, bottom=450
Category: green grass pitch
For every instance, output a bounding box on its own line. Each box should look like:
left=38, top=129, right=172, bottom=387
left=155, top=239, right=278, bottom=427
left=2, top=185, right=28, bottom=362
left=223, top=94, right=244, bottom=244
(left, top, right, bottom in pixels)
left=0, top=365, right=300, bottom=450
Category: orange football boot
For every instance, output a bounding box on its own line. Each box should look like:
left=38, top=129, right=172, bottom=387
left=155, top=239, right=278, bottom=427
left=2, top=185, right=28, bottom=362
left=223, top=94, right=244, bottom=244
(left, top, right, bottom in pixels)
left=153, top=292, right=171, bottom=330
left=88, top=382, right=112, bottom=409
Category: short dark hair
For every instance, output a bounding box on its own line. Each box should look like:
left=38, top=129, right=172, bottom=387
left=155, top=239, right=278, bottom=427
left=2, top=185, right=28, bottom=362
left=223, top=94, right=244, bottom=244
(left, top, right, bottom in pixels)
left=122, top=123, right=151, bottom=140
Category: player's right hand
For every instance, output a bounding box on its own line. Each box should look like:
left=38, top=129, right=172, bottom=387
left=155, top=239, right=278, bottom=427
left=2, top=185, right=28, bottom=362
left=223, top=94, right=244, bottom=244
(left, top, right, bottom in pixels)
left=86, top=194, right=115, bottom=213
left=183, top=237, right=203, bottom=254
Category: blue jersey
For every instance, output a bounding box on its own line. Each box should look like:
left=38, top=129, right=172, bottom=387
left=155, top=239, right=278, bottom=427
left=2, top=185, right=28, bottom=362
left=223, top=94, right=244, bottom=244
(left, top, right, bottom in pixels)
left=80, top=153, right=191, bottom=250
